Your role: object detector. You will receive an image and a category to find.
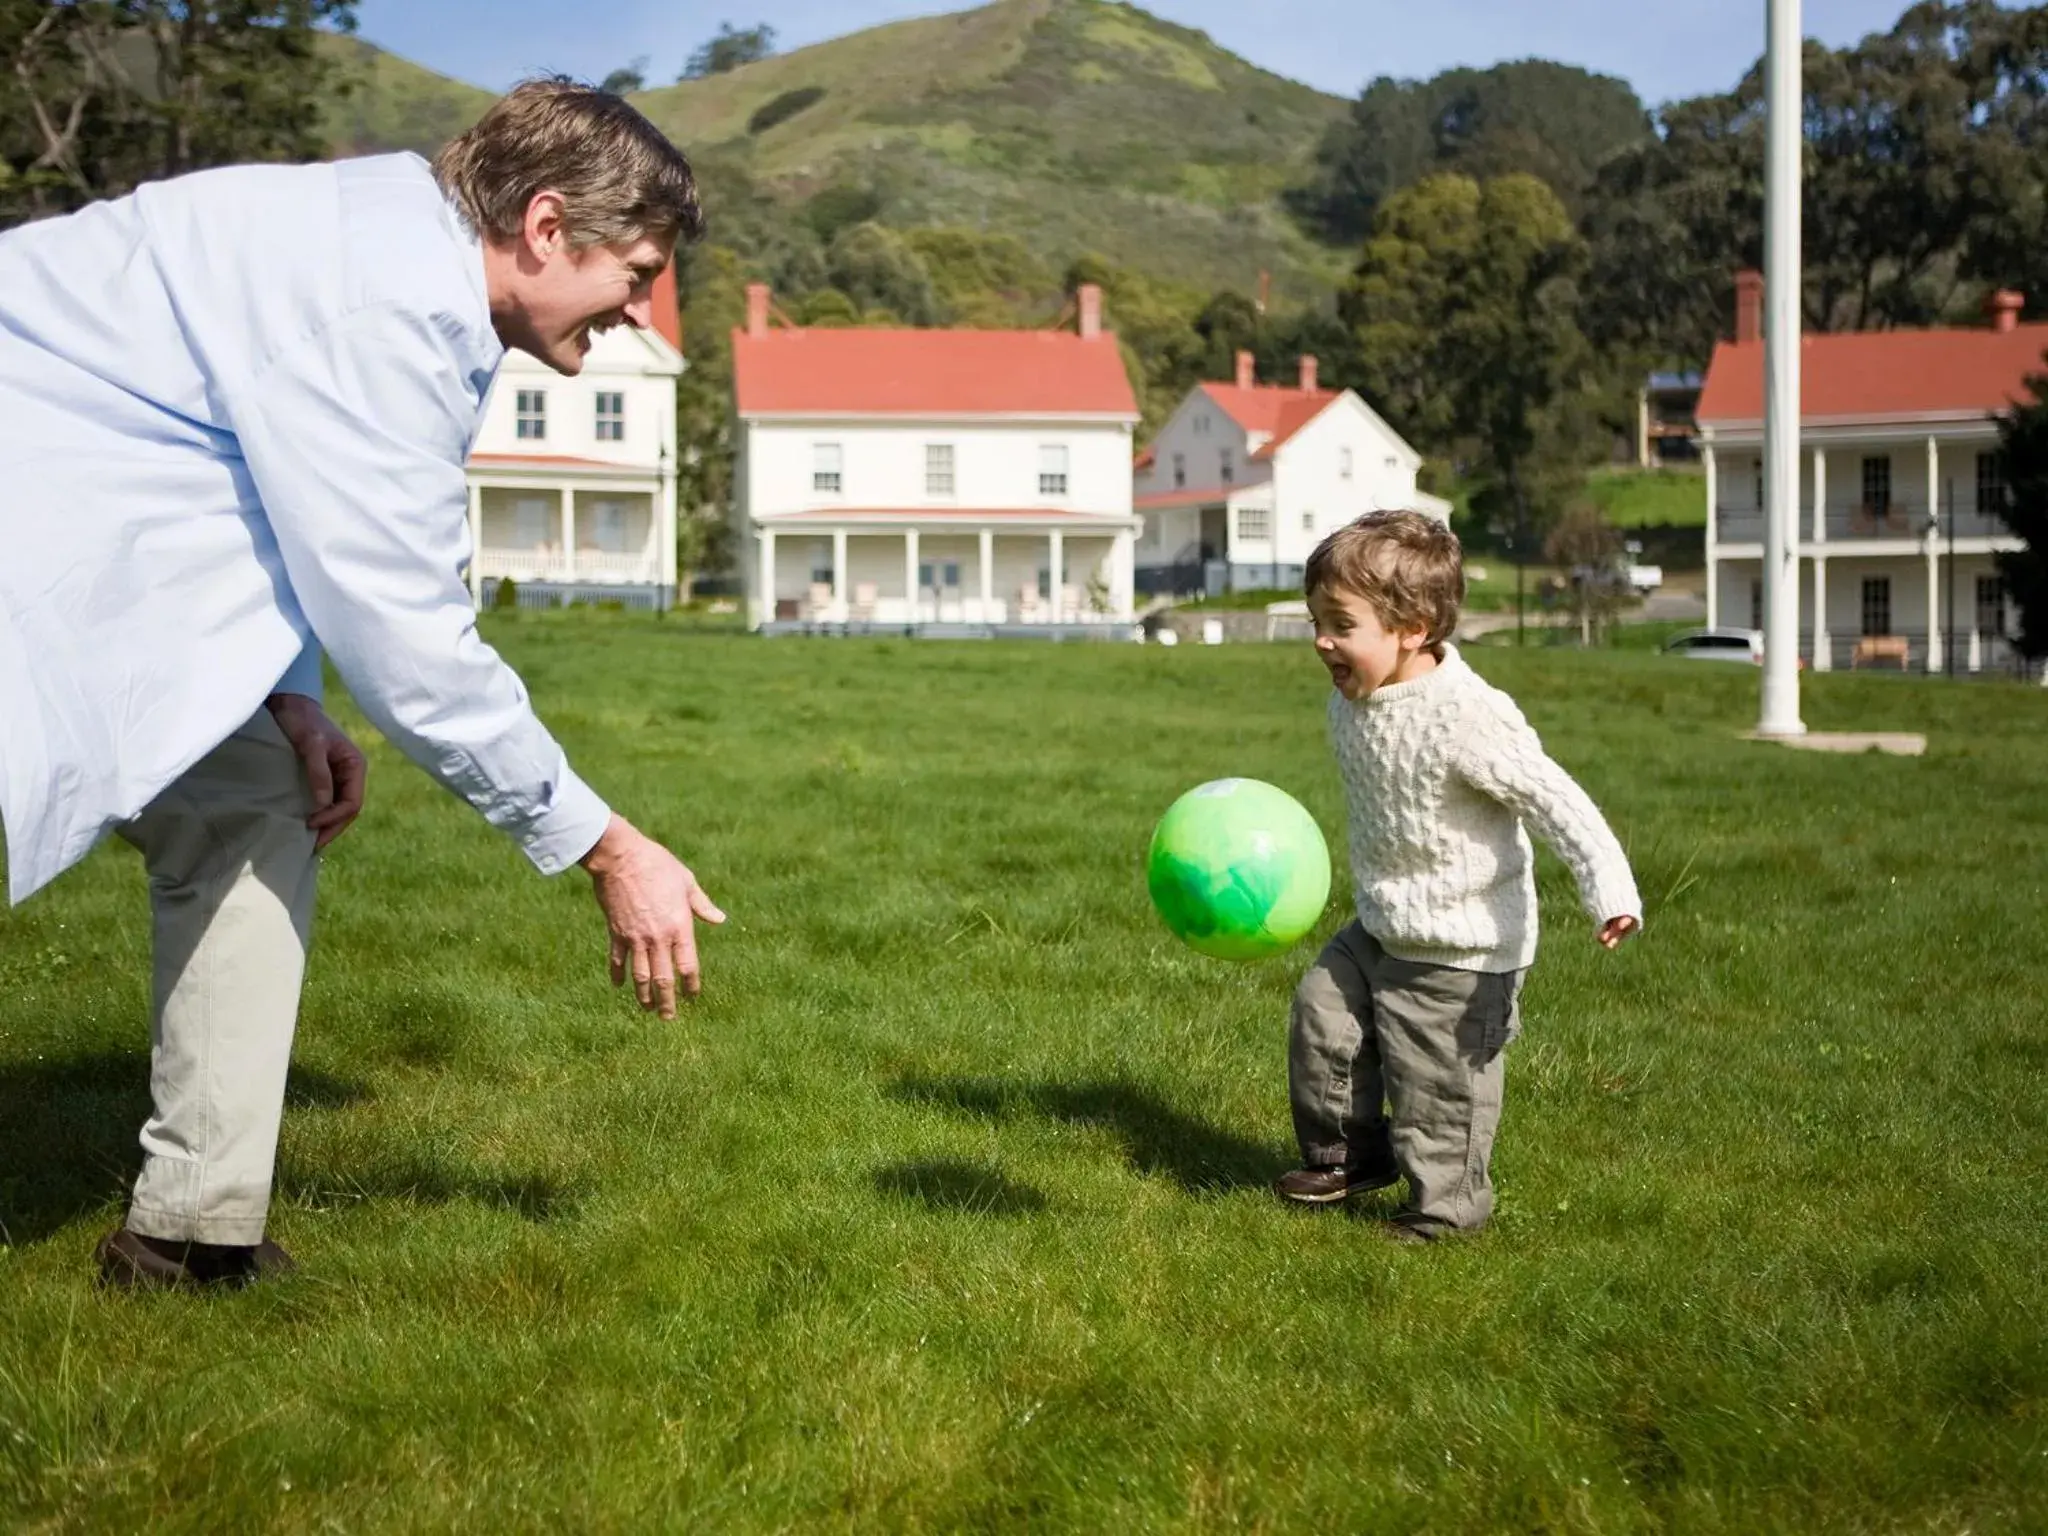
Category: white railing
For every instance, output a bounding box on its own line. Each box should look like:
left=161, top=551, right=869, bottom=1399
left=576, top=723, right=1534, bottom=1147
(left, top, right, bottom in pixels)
left=478, top=548, right=662, bottom=584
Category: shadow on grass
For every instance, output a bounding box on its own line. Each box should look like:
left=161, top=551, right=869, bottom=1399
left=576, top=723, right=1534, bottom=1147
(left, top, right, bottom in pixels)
left=874, top=1158, right=1048, bottom=1217
left=275, top=1156, right=584, bottom=1223
left=888, top=1075, right=1278, bottom=1195
left=0, top=1048, right=370, bottom=1246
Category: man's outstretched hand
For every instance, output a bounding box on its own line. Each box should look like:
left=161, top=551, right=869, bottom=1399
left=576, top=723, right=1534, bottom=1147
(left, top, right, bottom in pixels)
left=581, top=815, right=726, bottom=1018
left=265, top=692, right=368, bottom=851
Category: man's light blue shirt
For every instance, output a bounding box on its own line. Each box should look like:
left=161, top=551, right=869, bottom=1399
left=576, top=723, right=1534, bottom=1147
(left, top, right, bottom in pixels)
left=0, top=153, right=612, bottom=902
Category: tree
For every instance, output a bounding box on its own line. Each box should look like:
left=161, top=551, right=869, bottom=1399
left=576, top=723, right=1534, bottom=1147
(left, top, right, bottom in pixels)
left=1541, top=504, right=1630, bottom=646
left=2, top=0, right=358, bottom=229
left=1994, top=378, right=2048, bottom=659
left=1293, top=61, right=1652, bottom=242
left=679, top=22, right=774, bottom=82
left=599, top=57, right=648, bottom=95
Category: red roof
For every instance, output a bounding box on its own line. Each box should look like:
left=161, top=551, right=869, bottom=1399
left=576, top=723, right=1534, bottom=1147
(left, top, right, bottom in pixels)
left=650, top=265, right=681, bottom=354
left=1697, top=324, right=2048, bottom=427
left=1202, top=382, right=1340, bottom=444
left=733, top=326, right=1139, bottom=417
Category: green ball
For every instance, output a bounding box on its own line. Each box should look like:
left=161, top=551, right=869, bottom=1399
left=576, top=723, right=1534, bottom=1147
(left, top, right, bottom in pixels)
left=1146, top=778, right=1332, bottom=962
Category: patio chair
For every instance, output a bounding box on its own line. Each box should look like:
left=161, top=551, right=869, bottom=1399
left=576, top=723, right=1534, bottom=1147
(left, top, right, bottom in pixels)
left=852, top=581, right=878, bottom=622
left=1850, top=634, right=1911, bottom=670
left=805, top=581, right=833, bottom=620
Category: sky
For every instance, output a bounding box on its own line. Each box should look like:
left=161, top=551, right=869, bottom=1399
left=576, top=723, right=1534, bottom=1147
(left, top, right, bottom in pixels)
left=348, top=0, right=1935, bottom=108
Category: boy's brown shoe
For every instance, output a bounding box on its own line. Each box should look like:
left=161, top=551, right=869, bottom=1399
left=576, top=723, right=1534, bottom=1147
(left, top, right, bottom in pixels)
left=1274, top=1160, right=1400, bottom=1205
left=95, top=1228, right=297, bottom=1291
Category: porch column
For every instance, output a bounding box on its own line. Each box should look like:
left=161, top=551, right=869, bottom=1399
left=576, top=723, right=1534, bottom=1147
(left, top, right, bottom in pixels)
left=1048, top=529, right=1065, bottom=624
left=1812, top=556, right=1830, bottom=671
left=756, top=527, right=776, bottom=629
left=1703, top=444, right=1719, bottom=629
left=1926, top=542, right=1944, bottom=674
left=832, top=526, right=848, bottom=619
left=467, top=482, right=484, bottom=607
left=562, top=487, right=578, bottom=584
left=1113, top=525, right=1136, bottom=618
left=1811, top=446, right=1827, bottom=543
left=978, top=526, right=994, bottom=620
left=904, top=526, right=920, bottom=623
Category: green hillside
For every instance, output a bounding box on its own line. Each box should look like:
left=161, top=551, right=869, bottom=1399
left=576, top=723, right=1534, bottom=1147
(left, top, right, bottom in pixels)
left=319, top=35, right=494, bottom=160
left=323, top=0, right=1351, bottom=302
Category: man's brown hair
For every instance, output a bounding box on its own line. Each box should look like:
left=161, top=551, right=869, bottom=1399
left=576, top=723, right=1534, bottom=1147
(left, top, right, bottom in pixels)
left=1304, top=511, right=1465, bottom=651
left=432, top=76, right=705, bottom=250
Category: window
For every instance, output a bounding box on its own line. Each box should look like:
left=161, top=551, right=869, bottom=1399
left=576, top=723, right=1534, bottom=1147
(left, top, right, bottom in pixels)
left=512, top=495, right=552, bottom=549
left=1977, top=574, right=2008, bottom=637
left=1384, top=455, right=1398, bottom=472
left=515, top=389, right=546, bottom=441
left=1220, top=448, right=1234, bottom=485
left=925, top=443, right=955, bottom=496
left=1977, top=451, right=2006, bottom=516
left=1862, top=456, right=1892, bottom=513
left=1750, top=577, right=1764, bottom=631
left=1861, top=575, right=1892, bottom=636
left=1172, top=452, right=1186, bottom=489
left=586, top=499, right=632, bottom=553
left=1753, top=460, right=1764, bottom=507
left=1039, top=444, right=1069, bottom=496
left=813, top=443, right=842, bottom=494
left=919, top=560, right=962, bottom=590
left=1339, top=447, right=1354, bottom=480
left=1238, top=506, right=1270, bottom=541
left=1194, top=413, right=1210, bottom=436
left=1302, top=510, right=1315, bottom=532
left=594, top=391, right=625, bottom=442
left=810, top=557, right=834, bottom=584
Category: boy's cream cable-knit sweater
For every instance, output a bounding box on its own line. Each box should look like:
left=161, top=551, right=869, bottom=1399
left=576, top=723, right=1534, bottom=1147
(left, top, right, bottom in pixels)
left=1328, top=645, right=1641, bottom=973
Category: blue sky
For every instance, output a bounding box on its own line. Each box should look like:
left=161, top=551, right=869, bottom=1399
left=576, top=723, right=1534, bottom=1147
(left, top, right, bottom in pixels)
left=350, top=0, right=1931, bottom=108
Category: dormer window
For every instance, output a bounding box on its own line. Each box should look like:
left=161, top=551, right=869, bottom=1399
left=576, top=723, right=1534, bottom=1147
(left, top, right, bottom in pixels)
left=594, top=391, right=625, bottom=442
left=813, top=443, right=843, bottom=494
left=1039, top=444, right=1070, bottom=496
left=515, top=389, right=546, bottom=441
left=1220, top=448, right=1234, bottom=486
left=1172, top=452, right=1186, bottom=489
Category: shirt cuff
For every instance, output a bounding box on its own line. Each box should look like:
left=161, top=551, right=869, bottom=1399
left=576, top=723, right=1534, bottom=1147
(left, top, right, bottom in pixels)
left=273, top=640, right=325, bottom=704
left=516, top=760, right=612, bottom=875
left=1586, top=868, right=1644, bottom=928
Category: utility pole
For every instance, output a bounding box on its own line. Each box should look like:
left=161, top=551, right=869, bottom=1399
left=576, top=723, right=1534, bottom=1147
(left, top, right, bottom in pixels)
left=1758, top=0, right=1808, bottom=737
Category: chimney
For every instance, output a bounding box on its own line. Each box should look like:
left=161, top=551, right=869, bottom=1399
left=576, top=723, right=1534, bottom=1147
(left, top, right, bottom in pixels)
left=1735, top=270, right=1764, bottom=344
left=1987, top=288, right=2025, bottom=334
left=1078, top=282, right=1103, bottom=340
left=1298, top=354, right=1319, bottom=392
left=745, top=282, right=771, bottom=338
left=1235, top=349, right=1256, bottom=389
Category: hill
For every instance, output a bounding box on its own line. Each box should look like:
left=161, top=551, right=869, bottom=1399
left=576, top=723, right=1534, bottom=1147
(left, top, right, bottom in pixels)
left=318, top=35, right=495, bottom=160
left=324, top=0, right=1352, bottom=304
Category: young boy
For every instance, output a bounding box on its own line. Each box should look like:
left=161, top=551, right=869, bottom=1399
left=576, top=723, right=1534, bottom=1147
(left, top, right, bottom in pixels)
left=1276, top=511, right=1640, bottom=1242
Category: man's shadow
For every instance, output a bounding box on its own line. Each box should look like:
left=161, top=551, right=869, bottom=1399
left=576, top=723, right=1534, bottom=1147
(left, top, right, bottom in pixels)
left=0, top=1047, right=368, bottom=1246
left=887, top=1075, right=1281, bottom=1195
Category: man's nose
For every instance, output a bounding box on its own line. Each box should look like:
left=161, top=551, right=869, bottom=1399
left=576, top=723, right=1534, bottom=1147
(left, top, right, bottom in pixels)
left=623, top=295, right=653, bottom=330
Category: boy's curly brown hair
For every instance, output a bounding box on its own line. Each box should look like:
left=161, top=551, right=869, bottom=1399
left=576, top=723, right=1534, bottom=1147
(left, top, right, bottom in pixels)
left=1304, top=511, right=1465, bottom=651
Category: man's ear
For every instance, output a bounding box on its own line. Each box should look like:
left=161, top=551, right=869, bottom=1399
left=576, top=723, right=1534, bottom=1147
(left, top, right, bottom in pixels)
left=521, top=190, right=570, bottom=260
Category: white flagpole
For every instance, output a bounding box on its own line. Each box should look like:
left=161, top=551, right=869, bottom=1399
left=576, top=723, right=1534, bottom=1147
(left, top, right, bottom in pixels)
left=1759, top=0, right=1807, bottom=736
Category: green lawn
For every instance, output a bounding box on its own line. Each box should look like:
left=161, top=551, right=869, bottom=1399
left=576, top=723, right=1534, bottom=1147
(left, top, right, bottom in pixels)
left=1583, top=467, right=1708, bottom=529
left=4, top=615, right=2046, bottom=1531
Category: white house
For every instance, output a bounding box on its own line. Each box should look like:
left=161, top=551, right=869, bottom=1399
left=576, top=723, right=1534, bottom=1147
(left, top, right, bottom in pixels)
left=732, top=283, right=1142, bottom=630
left=1699, top=273, right=2028, bottom=675
left=464, top=266, right=684, bottom=609
left=1132, top=352, right=1451, bottom=595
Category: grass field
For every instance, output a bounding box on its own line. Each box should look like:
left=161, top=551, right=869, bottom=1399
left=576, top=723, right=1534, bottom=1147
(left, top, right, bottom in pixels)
left=1582, top=468, right=1708, bottom=530
left=3, top=615, right=2046, bottom=1531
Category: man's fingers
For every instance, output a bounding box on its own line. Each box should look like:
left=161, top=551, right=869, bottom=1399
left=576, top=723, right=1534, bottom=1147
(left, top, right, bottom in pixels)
left=632, top=940, right=656, bottom=1009
left=610, top=935, right=627, bottom=988
left=302, top=737, right=336, bottom=815
left=690, top=884, right=727, bottom=925
left=648, top=942, right=678, bottom=1019
left=674, top=929, right=701, bottom=999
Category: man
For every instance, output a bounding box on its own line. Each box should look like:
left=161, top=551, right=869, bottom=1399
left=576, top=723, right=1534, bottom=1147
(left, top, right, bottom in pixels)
left=0, top=80, right=723, bottom=1289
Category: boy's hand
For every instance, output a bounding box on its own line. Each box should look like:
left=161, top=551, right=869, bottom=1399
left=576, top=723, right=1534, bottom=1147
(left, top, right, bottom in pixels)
left=1597, top=915, right=1640, bottom=950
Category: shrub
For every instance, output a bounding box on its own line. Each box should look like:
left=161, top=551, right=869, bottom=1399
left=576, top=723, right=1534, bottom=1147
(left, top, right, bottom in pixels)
left=748, top=87, right=825, bottom=135
left=493, top=576, right=519, bottom=610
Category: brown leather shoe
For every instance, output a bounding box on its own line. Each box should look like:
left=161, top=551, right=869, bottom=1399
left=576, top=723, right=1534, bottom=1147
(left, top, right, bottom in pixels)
left=95, top=1228, right=297, bottom=1290
left=1274, top=1160, right=1400, bottom=1205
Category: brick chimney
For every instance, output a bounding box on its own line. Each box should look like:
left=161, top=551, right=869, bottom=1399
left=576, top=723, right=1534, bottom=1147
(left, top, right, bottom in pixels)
left=1298, top=354, right=1319, bottom=392
left=1735, top=270, right=1764, bottom=344
left=745, top=282, right=771, bottom=338
left=1078, top=282, right=1103, bottom=339
left=1235, top=349, right=1256, bottom=389
left=1986, top=288, right=2025, bottom=334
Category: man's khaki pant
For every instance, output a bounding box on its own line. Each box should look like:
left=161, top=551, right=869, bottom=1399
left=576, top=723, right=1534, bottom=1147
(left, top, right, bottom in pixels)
left=115, top=708, right=317, bottom=1245
left=1289, top=922, right=1525, bottom=1236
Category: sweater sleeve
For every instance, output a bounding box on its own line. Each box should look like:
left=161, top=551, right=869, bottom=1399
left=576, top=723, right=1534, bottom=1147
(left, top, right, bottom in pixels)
left=1451, top=692, right=1642, bottom=927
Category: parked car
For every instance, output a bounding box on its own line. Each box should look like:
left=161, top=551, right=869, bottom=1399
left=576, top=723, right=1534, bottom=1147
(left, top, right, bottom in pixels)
left=1662, top=627, right=1764, bottom=663
left=1625, top=563, right=1664, bottom=595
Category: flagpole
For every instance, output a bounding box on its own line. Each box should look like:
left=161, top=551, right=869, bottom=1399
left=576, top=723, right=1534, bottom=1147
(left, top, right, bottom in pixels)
left=1759, top=0, right=1807, bottom=737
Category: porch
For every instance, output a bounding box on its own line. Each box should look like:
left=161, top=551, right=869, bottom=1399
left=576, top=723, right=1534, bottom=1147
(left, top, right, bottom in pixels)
left=749, top=517, right=1139, bottom=630
left=464, top=467, right=674, bottom=604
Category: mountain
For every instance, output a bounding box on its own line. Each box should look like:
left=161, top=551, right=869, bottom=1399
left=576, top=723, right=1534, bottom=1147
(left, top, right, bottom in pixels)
left=326, top=0, right=1352, bottom=304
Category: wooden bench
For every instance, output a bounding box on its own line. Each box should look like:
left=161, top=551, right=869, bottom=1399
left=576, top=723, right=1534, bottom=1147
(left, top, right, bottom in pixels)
left=1851, top=635, right=1911, bottom=670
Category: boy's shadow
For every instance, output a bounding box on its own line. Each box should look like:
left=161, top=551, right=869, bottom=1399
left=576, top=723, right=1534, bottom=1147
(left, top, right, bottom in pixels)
left=887, top=1075, right=1280, bottom=1195
left=0, top=1047, right=368, bottom=1246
